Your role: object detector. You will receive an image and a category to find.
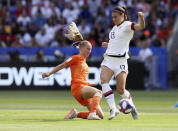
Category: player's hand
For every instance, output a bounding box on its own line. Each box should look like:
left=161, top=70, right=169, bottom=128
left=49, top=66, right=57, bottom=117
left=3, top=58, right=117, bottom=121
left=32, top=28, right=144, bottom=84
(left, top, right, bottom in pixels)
left=42, top=73, right=50, bottom=78
left=102, top=42, right=108, bottom=48
left=138, top=12, right=144, bottom=18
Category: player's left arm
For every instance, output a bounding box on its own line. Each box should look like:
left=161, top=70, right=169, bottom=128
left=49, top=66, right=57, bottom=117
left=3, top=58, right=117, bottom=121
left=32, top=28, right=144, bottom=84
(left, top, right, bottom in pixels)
left=42, top=62, right=67, bottom=78
left=134, top=12, right=145, bottom=30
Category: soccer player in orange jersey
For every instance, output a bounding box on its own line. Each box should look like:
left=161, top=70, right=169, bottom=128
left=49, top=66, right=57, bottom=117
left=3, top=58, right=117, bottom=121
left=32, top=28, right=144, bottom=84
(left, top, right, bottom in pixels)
left=42, top=23, right=104, bottom=120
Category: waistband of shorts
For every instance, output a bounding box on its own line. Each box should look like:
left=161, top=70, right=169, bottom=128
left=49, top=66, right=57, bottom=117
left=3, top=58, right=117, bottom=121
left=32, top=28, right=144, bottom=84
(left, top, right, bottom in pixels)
left=106, top=52, right=126, bottom=58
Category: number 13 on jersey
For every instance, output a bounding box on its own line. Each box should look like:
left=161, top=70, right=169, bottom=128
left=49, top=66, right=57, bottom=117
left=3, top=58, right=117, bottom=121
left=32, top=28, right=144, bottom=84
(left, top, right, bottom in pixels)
left=111, top=32, right=115, bottom=39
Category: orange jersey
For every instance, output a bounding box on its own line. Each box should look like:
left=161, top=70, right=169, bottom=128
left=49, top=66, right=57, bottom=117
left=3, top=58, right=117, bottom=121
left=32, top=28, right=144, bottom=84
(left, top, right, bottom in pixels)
left=65, top=55, right=89, bottom=86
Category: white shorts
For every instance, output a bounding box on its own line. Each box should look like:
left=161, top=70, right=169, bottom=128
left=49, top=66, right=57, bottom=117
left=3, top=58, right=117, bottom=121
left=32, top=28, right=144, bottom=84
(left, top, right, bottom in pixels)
left=101, top=54, right=128, bottom=77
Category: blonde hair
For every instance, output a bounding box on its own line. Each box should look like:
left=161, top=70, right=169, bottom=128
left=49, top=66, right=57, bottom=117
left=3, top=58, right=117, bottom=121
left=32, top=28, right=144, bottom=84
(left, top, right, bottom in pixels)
left=64, top=22, right=84, bottom=42
left=64, top=22, right=90, bottom=48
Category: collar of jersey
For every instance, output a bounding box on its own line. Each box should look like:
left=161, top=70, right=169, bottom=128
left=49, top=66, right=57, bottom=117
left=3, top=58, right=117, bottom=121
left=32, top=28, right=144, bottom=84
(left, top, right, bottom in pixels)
left=116, top=20, right=124, bottom=27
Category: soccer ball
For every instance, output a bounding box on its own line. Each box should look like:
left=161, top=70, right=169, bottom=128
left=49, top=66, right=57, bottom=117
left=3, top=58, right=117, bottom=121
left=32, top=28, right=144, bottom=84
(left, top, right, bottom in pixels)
left=118, top=99, right=133, bottom=114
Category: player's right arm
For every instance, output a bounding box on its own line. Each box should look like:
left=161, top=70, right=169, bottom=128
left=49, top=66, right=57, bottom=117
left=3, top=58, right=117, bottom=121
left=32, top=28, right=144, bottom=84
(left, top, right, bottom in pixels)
left=42, top=62, right=67, bottom=78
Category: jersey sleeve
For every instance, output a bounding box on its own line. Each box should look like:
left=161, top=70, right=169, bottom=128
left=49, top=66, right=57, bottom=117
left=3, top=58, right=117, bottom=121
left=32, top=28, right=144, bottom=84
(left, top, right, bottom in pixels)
left=125, top=21, right=135, bottom=31
left=64, top=55, right=77, bottom=66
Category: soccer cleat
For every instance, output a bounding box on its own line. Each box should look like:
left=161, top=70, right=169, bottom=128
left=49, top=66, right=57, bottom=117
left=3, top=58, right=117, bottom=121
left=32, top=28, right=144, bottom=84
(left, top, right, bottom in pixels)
left=131, top=108, right=138, bottom=120
left=108, top=108, right=120, bottom=120
left=87, top=112, right=101, bottom=120
left=64, top=108, right=78, bottom=119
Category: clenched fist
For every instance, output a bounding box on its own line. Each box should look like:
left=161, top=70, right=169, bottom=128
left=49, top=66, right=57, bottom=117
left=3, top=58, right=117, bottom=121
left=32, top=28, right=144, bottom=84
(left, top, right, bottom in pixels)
left=138, top=12, right=144, bottom=18
left=42, top=73, right=50, bottom=78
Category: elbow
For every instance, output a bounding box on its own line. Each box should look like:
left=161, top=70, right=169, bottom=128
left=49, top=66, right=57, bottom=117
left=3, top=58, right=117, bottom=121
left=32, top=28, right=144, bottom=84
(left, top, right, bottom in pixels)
left=135, top=24, right=145, bottom=30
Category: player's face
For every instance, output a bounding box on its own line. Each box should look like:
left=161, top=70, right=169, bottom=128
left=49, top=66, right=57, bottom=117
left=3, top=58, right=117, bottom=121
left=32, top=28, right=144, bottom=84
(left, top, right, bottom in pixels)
left=82, top=43, right=92, bottom=58
left=112, top=12, right=123, bottom=25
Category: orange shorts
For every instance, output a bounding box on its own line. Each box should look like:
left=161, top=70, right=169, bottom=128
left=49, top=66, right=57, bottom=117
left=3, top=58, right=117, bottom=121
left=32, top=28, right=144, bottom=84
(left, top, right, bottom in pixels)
left=71, top=84, right=91, bottom=106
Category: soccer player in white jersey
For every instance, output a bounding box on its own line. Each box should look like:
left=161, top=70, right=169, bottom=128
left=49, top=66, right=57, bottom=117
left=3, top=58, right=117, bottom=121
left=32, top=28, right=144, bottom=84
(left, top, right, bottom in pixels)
left=100, top=6, right=145, bottom=120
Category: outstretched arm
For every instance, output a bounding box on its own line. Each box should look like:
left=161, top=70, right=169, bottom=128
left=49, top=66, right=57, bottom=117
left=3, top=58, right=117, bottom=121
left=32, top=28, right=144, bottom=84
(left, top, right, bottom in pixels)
left=42, top=62, right=67, bottom=78
left=134, top=12, right=145, bottom=30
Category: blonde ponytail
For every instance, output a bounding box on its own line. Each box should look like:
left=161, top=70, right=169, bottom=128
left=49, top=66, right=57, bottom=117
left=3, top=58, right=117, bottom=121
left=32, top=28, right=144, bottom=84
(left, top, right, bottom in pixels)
left=64, top=22, right=90, bottom=48
left=64, top=22, right=84, bottom=42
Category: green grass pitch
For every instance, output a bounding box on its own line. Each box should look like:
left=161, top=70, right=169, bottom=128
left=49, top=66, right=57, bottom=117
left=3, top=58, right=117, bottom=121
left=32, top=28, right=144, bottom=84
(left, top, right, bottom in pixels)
left=0, top=90, right=177, bottom=131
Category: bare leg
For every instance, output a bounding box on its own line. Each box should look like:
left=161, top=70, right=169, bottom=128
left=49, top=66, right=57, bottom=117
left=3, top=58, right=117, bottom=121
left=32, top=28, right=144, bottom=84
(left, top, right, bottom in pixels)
left=115, top=71, right=138, bottom=120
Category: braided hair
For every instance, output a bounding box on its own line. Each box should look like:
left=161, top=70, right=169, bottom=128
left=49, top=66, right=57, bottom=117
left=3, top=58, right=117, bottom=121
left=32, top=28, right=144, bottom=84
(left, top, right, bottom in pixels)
left=112, top=6, right=131, bottom=21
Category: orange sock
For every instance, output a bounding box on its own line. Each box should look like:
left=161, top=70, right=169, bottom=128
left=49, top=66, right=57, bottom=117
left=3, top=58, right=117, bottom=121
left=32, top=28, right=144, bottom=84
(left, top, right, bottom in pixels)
left=77, top=112, right=90, bottom=119
left=90, top=96, right=101, bottom=112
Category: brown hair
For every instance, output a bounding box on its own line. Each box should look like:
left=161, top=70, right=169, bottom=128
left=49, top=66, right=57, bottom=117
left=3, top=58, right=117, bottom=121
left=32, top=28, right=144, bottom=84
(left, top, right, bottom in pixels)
left=112, top=6, right=131, bottom=21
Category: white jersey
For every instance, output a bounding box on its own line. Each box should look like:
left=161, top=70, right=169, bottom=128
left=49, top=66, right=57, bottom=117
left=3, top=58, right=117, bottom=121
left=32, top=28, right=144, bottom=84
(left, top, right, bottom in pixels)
left=106, top=21, right=134, bottom=59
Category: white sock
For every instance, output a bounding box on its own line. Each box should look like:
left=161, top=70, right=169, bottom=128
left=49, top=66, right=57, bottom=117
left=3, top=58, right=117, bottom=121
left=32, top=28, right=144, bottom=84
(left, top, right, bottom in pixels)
left=121, top=89, right=135, bottom=107
left=102, top=83, right=116, bottom=110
